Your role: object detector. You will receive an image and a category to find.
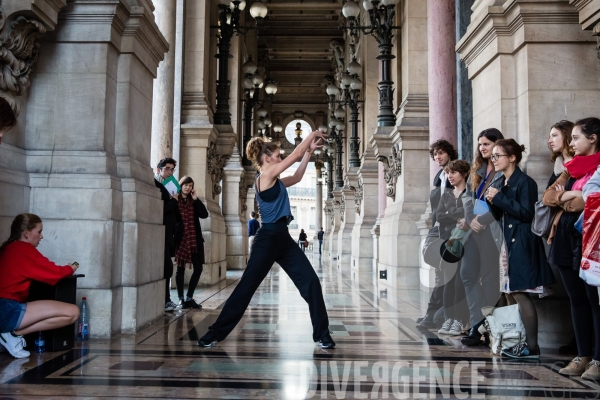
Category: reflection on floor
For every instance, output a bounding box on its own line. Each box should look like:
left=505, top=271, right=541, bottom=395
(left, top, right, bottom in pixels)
left=1, top=254, right=597, bottom=399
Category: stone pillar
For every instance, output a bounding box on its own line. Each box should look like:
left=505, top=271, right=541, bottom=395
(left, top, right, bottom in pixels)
left=323, top=200, right=333, bottom=258
left=328, top=190, right=343, bottom=265
left=18, top=0, right=168, bottom=337
left=336, top=185, right=356, bottom=270
left=222, top=146, right=247, bottom=270
left=223, top=147, right=248, bottom=270
left=245, top=186, right=256, bottom=253
left=172, top=0, right=186, bottom=177
left=350, top=149, right=379, bottom=279
left=457, top=0, right=599, bottom=347
left=370, top=0, right=431, bottom=292
left=180, top=0, right=227, bottom=286
left=428, top=0, right=457, bottom=180
left=151, top=0, right=177, bottom=167
left=456, top=0, right=475, bottom=161
left=314, top=162, right=324, bottom=253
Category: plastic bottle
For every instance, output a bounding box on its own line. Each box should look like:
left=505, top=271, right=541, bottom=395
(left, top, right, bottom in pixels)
left=34, top=331, right=45, bottom=353
left=77, top=297, right=90, bottom=341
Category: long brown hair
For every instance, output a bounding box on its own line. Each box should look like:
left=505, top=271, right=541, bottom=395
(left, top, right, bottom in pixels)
left=0, top=213, right=42, bottom=254
left=549, top=120, right=575, bottom=162
left=470, top=128, right=504, bottom=191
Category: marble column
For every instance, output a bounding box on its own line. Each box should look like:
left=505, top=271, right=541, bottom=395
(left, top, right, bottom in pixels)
left=180, top=0, right=227, bottom=286
left=329, top=190, right=343, bottom=266
left=336, top=185, right=356, bottom=270
left=222, top=146, right=247, bottom=270
left=350, top=149, right=379, bottom=279
left=19, top=0, right=168, bottom=337
left=323, top=200, right=333, bottom=258
left=172, top=0, right=185, bottom=177
left=427, top=0, right=457, bottom=180
left=151, top=0, right=177, bottom=168
left=314, top=161, right=324, bottom=253
left=456, top=0, right=474, bottom=161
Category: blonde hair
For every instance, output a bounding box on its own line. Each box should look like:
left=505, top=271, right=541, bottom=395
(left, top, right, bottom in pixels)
left=0, top=213, right=42, bottom=254
left=246, top=137, right=280, bottom=169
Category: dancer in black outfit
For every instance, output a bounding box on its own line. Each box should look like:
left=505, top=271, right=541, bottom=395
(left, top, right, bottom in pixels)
left=197, top=130, right=335, bottom=349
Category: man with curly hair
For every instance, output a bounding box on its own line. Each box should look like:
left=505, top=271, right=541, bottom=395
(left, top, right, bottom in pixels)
left=417, top=139, right=458, bottom=329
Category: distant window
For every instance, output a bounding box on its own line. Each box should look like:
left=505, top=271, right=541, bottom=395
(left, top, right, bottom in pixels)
left=285, top=120, right=311, bottom=145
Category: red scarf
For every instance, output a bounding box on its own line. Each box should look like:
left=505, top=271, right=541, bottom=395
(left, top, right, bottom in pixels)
left=564, top=152, right=600, bottom=179
left=175, top=197, right=197, bottom=265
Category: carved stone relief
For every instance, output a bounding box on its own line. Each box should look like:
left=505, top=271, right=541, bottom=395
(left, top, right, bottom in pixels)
left=239, top=182, right=248, bottom=212
left=339, top=198, right=345, bottom=223
left=0, top=6, right=47, bottom=115
left=378, top=146, right=402, bottom=202
left=354, top=180, right=363, bottom=215
left=207, top=142, right=230, bottom=199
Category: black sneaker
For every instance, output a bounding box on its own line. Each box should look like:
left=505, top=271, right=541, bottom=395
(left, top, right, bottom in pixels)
left=501, top=342, right=540, bottom=359
left=180, top=299, right=202, bottom=309
left=197, top=331, right=217, bottom=347
left=319, top=332, right=336, bottom=349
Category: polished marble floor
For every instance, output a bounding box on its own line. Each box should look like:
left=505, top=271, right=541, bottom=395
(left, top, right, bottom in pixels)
left=0, top=254, right=598, bottom=399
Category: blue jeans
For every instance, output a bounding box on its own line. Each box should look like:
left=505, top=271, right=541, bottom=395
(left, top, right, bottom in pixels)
left=0, top=298, right=27, bottom=333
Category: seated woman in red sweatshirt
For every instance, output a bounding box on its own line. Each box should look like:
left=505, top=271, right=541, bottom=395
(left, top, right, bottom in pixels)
left=0, top=213, right=80, bottom=359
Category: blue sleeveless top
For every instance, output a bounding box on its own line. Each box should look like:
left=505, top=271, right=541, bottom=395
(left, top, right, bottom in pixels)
left=255, top=177, right=292, bottom=224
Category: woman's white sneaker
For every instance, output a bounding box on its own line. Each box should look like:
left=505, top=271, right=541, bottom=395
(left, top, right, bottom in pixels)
left=0, top=332, right=30, bottom=359
left=438, top=318, right=453, bottom=334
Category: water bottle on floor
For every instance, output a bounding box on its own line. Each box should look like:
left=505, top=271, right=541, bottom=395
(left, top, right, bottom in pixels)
left=77, top=297, right=90, bottom=341
left=34, top=331, right=45, bottom=353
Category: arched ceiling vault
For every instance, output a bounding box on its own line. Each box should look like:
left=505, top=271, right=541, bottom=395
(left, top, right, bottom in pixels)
left=257, top=0, right=345, bottom=111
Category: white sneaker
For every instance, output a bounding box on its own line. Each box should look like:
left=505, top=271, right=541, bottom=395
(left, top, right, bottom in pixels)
left=0, top=332, right=30, bottom=359
left=448, top=320, right=466, bottom=336
left=165, top=301, right=182, bottom=312
left=438, top=318, right=453, bottom=334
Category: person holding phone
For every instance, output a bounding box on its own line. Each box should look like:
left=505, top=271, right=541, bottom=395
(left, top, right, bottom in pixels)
left=0, top=213, right=80, bottom=359
left=197, top=130, right=335, bottom=349
left=174, top=176, right=209, bottom=309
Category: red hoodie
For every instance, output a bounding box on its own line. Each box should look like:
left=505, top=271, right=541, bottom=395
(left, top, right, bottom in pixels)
left=0, top=241, right=74, bottom=303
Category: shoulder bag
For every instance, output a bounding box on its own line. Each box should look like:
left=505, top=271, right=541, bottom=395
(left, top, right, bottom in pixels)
left=531, top=200, right=557, bottom=238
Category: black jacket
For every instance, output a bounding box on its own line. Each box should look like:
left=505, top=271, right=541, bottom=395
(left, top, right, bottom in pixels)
left=488, top=167, right=556, bottom=291
left=155, top=179, right=181, bottom=257
left=174, top=197, right=209, bottom=264
left=436, top=188, right=466, bottom=240
left=430, top=169, right=453, bottom=226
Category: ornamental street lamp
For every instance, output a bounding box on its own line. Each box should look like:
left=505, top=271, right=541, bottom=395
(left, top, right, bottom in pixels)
left=213, top=0, right=268, bottom=125
left=241, top=56, right=277, bottom=164
left=341, top=0, right=400, bottom=127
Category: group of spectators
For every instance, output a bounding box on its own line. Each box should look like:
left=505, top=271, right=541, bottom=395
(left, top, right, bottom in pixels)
left=417, top=119, right=600, bottom=380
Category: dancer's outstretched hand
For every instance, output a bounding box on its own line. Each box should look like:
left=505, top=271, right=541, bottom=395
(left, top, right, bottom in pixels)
left=309, top=136, right=324, bottom=153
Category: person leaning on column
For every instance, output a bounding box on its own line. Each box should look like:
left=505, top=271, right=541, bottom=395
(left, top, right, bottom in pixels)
left=247, top=211, right=260, bottom=255
left=417, top=139, right=458, bottom=330
left=154, top=157, right=183, bottom=312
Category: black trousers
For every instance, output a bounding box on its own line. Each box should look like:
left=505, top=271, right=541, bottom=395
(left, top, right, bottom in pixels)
left=164, top=245, right=174, bottom=303
left=425, top=269, right=444, bottom=317
left=559, top=265, right=600, bottom=359
left=176, top=252, right=203, bottom=299
left=209, top=225, right=330, bottom=342
left=442, top=262, right=469, bottom=323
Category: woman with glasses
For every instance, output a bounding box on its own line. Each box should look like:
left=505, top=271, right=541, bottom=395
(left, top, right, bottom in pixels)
left=485, top=139, right=555, bottom=359
left=460, top=128, right=505, bottom=346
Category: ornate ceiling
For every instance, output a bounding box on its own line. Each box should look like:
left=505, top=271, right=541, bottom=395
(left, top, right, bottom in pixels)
left=257, top=0, right=344, bottom=112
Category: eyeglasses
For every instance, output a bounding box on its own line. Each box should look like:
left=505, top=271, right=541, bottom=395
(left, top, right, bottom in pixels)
left=161, top=167, right=176, bottom=172
left=490, top=154, right=508, bottom=161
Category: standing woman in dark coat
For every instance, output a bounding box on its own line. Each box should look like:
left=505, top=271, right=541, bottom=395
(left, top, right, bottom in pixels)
left=485, top=139, right=556, bottom=359
left=543, top=118, right=600, bottom=380
left=174, top=176, right=209, bottom=309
